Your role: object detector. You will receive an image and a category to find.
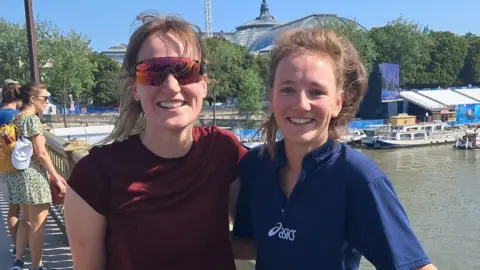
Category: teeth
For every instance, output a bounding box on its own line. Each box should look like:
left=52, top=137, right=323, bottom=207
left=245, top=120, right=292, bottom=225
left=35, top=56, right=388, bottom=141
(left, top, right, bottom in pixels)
left=159, top=101, right=185, bottom=108
left=289, top=117, right=313, bottom=124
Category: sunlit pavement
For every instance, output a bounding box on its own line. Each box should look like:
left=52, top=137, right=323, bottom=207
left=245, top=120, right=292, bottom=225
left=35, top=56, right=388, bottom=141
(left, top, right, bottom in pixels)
left=0, top=191, right=73, bottom=269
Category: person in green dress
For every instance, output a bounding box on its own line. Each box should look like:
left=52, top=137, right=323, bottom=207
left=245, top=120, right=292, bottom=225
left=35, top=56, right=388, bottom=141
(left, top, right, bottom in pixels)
left=0, top=81, right=23, bottom=258
left=8, top=83, right=67, bottom=270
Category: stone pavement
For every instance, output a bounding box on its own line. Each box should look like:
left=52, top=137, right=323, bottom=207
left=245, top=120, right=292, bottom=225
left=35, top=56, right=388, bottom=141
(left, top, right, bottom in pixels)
left=0, top=191, right=73, bottom=269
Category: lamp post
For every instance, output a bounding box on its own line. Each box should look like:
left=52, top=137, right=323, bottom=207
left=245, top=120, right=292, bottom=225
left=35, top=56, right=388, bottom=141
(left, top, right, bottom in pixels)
left=24, top=0, right=45, bottom=122
left=208, top=79, right=217, bottom=126
left=212, top=88, right=216, bottom=126
left=24, top=0, right=40, bottom=82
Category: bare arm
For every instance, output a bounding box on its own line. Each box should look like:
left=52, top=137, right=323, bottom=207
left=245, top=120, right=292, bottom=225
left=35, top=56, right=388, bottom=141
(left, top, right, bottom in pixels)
left=417, top=264, right=438, bottom=270
left=65, top=187, right=106, bottom=270
left=31, top=134, right=59, bottom=177
left=228, top=177, right=241, bottom=222
left=31, top=134, right=67, bottom=193
left=229, top=178, right=256, bottom=260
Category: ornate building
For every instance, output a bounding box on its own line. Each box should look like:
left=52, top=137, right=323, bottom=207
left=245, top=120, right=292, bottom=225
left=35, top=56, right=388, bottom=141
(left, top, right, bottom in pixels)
left=101, top=0, right=366, bottom=61
left=212, top=0, right=366, bottom=54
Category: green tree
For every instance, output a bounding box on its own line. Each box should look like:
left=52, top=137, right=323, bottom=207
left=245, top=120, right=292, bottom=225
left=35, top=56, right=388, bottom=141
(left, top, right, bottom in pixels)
left=90, top=52, right=121, bottom=77
left=460, top=33, right=480, bottom=85
left=425, top=31, right=468, bottom=87
left=0, top=19, right=30, bottom=83
left=92, top=71, right=123, bottom=106
left=237, top=69, right=264, bottom=128
left=89, top=52, right=123, bottom=106
left=43, top=31, right=95, bottom=101
left=0, top=18, right=71, bottom=85
left=324, top=20, right=377, bottom=75
left=41, top=30, right=95, bottom=126
left=369, top=17, right=432, bottom=87
left=254, top=54, right=271, bottom=89
left=0, top=18, right=96, bottom=115
left=204, top=37, right=251, bottom=100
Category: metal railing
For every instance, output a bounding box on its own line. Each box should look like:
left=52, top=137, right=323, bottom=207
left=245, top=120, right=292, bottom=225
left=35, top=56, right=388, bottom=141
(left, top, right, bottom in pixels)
left=44, top=129, right=89, bottom=229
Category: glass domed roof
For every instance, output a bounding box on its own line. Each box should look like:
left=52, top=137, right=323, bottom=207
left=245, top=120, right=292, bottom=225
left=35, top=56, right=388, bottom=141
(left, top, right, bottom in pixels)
left=248, top=14, right=367, bottom=53
left=233, top=0, right=284, bottom=48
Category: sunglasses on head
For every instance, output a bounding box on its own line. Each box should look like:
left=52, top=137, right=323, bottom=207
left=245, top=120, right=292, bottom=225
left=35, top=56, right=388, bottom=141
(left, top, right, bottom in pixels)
left=135, top=57, right=205, bottom=86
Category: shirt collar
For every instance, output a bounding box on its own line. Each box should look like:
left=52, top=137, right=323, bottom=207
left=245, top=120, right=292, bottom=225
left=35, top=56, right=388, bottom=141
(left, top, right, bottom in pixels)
left=275, top=138, right=341, bottom=170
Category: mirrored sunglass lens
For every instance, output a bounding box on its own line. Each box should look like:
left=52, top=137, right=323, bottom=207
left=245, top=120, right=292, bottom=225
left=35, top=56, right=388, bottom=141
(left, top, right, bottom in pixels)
left=136, top=72, right=165, bottom=86
left=173, top=64, right=193, bottom=77
left=135, top=58, right=202, bottom=86
left=177, top=72, right=200, bottom=85
left=152, top=73, right=167, bottom=85
left=136, top=73, right=152, bottom=85
left=174, top=63, right=201, bottom=84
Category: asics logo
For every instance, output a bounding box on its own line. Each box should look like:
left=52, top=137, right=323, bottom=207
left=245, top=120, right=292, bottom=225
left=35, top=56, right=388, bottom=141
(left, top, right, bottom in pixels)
left=268, top=222, right=283, bottom=236
left=267, top=222, right=296, bottom=241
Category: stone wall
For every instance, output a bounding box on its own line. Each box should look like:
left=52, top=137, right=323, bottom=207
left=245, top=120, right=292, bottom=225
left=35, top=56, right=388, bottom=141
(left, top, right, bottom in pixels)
left=43, top=114, right=119, bottom=126
left=44, top=110, right=267, bottom=129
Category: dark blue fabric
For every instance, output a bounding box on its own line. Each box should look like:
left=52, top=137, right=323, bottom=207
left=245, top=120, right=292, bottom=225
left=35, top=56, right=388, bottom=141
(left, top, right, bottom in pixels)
left=0, top=108, right=18, bottom=126
left=233, top=140, right=431, bottom=270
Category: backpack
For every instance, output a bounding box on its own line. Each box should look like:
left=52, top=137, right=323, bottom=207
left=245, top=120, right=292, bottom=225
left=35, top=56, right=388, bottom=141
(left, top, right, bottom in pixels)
left=0, top=113, right=32, bottom=173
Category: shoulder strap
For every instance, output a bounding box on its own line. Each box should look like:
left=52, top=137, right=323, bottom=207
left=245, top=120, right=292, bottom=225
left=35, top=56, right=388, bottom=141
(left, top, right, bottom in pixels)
left=13, top=112, right=34, bottom=126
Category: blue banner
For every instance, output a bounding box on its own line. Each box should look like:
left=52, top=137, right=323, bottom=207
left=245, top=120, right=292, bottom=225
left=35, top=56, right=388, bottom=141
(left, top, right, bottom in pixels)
left=456, top=104, right=480, bottom=124
left=348, top=119, right=387, bottom=129
left=381, top=63, right=401, bottom=102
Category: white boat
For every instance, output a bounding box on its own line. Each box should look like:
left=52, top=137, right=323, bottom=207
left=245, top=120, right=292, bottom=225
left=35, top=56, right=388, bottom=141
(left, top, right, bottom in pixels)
left=361, top=124, right=393, bottom=147
left=341, top=129, right=367, bottom=145
left=242, top=141, right=264, bottom=149
left=366, top=121, right=464, bottom=149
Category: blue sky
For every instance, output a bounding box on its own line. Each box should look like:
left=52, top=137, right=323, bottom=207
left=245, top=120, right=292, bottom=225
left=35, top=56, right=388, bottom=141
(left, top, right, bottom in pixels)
left=1, top=0, right=478, bottom=52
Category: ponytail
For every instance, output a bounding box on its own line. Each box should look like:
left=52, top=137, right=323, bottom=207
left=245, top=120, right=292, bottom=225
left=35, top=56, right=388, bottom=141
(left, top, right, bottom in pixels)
left=2, top=84, right=22, bottom=104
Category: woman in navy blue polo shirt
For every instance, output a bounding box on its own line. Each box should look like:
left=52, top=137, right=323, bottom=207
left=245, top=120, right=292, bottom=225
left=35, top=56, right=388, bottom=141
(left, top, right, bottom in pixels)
left=232, top=28, right=437, bottom=270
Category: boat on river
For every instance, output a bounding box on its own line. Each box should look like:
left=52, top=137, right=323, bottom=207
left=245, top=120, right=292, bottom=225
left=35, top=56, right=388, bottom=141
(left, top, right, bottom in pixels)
left=361, top=124, right=393, bottom=147
left=242, top=141, right=264, bottom=149
left=340, top=129, right=366, bottom=145
left=453, top=127, right=480, bottom=150
left=364, top=121, right=464, bottom=149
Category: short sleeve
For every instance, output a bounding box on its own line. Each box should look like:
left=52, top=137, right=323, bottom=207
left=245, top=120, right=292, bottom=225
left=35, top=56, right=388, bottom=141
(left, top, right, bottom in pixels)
left=217, top=128, right=248, bottom=182
left=68, top=152, right=109, bottom=216
left=347, top=176, right=431, bottom=269
left=21, top=115, right=43, bottom=138
left=232, top=157, right=255, bottom=239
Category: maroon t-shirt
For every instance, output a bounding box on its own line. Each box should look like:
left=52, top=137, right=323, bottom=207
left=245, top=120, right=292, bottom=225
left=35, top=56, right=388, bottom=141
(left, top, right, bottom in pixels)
left=68, top=126, right=247, bottom=270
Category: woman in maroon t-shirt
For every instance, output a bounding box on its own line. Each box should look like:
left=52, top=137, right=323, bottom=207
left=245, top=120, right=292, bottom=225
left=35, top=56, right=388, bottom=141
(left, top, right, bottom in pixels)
left=64, top=12, right=246, bottom=270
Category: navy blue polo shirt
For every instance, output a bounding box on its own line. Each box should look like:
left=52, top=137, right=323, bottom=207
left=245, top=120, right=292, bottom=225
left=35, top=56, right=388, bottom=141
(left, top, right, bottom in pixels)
left=233, top=139, right=431, bottom=270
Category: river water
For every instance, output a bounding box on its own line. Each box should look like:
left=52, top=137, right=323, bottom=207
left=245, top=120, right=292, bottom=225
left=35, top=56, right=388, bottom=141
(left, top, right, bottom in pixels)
left=358, top=145, right=480, bottom=269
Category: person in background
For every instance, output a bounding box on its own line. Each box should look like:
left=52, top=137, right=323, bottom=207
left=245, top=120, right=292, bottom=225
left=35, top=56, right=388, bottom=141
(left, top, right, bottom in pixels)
left=232, top=28, right=437, bottom=270
left=9, top=83, right=67, bottom=270
left=1, top=79, right=19, bottom=106
left=64, top=13, right=246, bottom=270
left=0, top=79, right=20, bottom=127
left=0, top=79, right=23, bottom=258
